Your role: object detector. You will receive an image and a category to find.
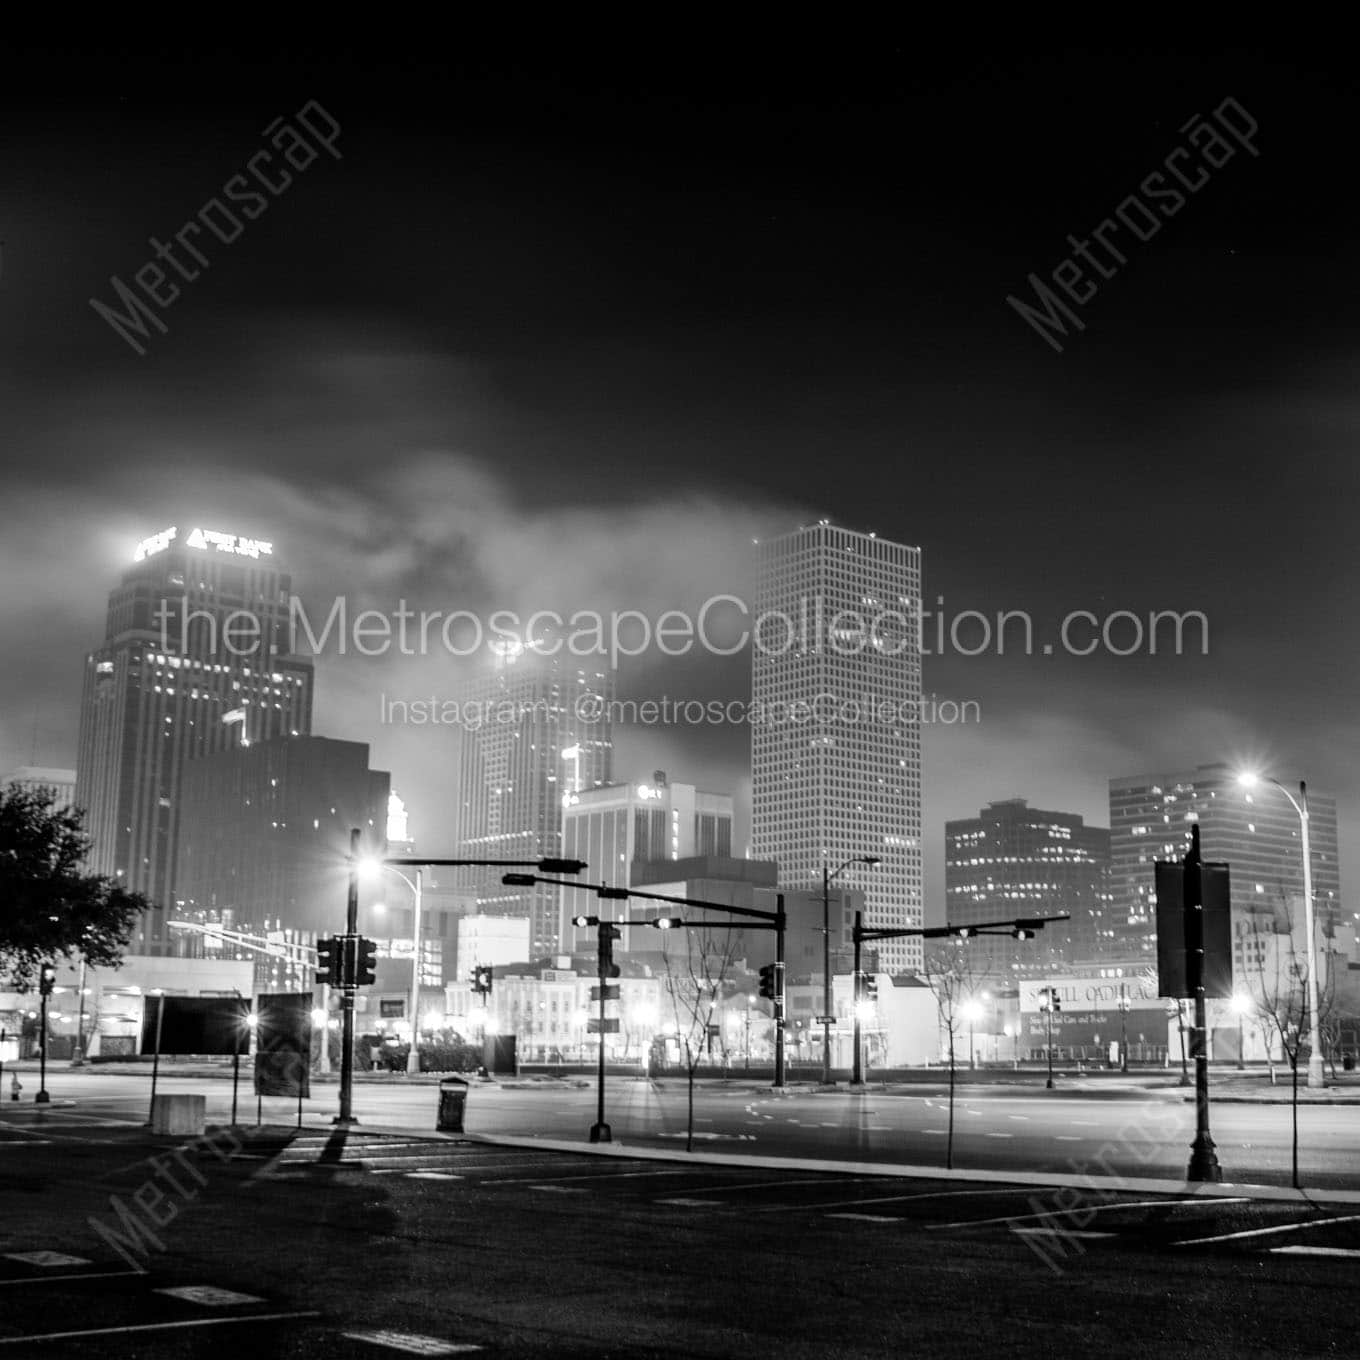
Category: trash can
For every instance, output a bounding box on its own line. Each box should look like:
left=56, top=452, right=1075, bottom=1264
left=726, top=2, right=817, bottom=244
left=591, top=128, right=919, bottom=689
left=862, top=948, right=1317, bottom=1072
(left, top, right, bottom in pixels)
left=437, top=1076, right=469, bottom=1133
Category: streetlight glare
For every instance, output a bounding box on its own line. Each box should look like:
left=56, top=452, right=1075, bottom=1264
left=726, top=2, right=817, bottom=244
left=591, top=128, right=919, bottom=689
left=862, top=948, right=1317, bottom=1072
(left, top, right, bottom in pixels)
left=357, top=855, right=383, bottom=880
left=1236, top=771, right=1260, bottom=789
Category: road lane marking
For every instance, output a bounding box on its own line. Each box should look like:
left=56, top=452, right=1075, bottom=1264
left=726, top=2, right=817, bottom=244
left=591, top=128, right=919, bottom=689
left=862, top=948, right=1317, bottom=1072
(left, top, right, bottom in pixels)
left=0, top=1313, right=321, bottom=1345
left=827, top=1213, right=898, bottom=1222
left=406, top=1171, right=463, bottom=1180
left=657, top=1198, right=722, bottom=1207
left=931, top=1198, right=1250, bottom=1231
left=529, top=1185, right=585, bottom=1193
left=985, top=1133, right=1014, bottom=1139
left=1055, top=1136, right=1082, bottom=1141
left=1174, top=1213, right=1360, bottom=1247
left=157, top=1285, right=266, bottom=1305
left=763, top=1187, right=1038, bottom=1214
left=4, top=1252, right=91, bottom=1267
left=1272, top=1246, right=1360, bottom=1259
left=0, top=1271, right=144, bottom=1287
left=345, top=1329, right=482, bottom=1353
left=1011, top=1227, right=1115, bottom=1240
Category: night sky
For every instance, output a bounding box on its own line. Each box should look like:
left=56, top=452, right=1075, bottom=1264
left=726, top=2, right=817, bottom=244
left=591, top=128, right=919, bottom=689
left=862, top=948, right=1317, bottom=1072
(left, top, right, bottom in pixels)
left=1, top=40, right=1355, bottom=913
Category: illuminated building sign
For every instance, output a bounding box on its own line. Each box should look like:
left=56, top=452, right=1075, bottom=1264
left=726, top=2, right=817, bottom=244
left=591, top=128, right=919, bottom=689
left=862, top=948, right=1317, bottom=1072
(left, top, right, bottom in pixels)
left=134, top=526, right=178, bottom=560
left=184, top=527, right=274, bottom=559
left=132, top=525, right=274, bottom=562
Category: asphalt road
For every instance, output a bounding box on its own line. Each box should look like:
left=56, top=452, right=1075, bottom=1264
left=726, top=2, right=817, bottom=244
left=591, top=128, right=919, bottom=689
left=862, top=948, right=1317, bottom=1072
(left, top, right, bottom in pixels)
left=1, top=1112, right=1360, bottom=1356
left=13, top=1069, right=1360, bottom=1190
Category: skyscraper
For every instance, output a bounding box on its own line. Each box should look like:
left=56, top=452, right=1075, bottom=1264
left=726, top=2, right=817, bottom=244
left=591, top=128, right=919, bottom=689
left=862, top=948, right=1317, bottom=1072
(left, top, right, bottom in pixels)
left=559, top=770, right=734, bottom=951
left=1107, top=762, right=1343, bottom=965
left=945, top=799, right=1112, bottom=975
left=751, top=522, right=923, bottom=973
left=454, top=642, right=612, bottom=958
left=75, top=524, right=313, bottom=952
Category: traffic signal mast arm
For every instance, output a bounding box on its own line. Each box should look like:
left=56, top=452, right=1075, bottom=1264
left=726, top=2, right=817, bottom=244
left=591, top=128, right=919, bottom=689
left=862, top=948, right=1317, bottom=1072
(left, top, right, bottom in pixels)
left=856, top=913, right=1071, bottom=943
left=504, top=873, right=783, bottom=923
left=384, top=857, right=587, bottom=873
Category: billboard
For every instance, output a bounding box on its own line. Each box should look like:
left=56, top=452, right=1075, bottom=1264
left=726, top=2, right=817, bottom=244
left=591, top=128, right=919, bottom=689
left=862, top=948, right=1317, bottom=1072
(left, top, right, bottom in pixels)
left=253, top=992, right=312, bottom=1098
left=1019, top=974, right=1161, bottom=1014
left=1155, top=861, right=1233, bottom=999
left=139, top=996, right=250, bottom=1056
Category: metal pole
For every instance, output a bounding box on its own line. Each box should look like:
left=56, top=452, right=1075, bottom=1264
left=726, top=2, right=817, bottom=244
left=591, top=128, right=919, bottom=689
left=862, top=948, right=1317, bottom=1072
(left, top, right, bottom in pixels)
left=1120, top=986, right=1129, bottom=1074
left=821, top=864, right=832, bottom=1084
left=1184, top=824, right=1222, bottom=1182
left=1045, top=998, right=1054, bottom=1089
left=335, top=827, right=360, bottom=1126
left=147, top=993, right=164, bottom=1121
left=37, top=990, right=50, bottom=1104
left=406, top=869, right=423, bottom=1076
left=319, top=983, right=331, bottom=1075
left=1298, top=782, right=1323, bottom=1089
left=590, top=920, right=611, bottom=1143
left=72, top=958, right=87, bottom=1066
left=851, top=912, right=864, bottom=1087
left=773, top=895, right=786, bottom=1089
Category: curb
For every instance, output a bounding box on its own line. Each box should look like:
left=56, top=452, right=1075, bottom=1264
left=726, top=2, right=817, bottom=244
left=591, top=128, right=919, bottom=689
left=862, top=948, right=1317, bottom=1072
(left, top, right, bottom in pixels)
left=464, top=1131, right=1360, bottom=1206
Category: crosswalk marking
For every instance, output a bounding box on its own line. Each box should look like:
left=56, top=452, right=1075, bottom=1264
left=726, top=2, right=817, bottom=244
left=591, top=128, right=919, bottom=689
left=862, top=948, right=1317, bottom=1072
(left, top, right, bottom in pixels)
left=1174, top=1213, right=1360, bottom=1248
left=1272, top=1246, right=1360, bottom=1259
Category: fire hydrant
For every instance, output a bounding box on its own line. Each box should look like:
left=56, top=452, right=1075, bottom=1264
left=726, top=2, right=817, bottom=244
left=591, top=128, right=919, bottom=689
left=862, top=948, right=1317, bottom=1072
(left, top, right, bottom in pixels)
left=10, top=1073, right=21, bottom=1101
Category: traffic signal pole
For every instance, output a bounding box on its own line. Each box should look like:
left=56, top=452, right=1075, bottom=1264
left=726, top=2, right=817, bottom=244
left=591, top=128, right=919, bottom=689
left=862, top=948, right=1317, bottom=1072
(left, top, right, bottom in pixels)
left=774, top=894, right=786, bottom=1089
left=335, top=827, right=360, bottom=1127
left=1184, top=825, right=1222, bottom=1182
left=591, top=919, right=611, bottom=1144
left=851, top=912, right=864, bottom=1088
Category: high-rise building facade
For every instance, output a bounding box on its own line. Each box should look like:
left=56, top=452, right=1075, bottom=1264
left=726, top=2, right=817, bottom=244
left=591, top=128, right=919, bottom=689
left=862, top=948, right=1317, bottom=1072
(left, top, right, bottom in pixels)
left=944, top=799, right=1112, bottom=975
left=559, top=771, right=734, bottom=951
left=1108, top=762, right=1343, bottom=966
left=454, top=642, right=613, bottom=958
left=751, top=522, right=923, bottom=972
left=176, top=735, right=389, bottom=938
left=75, top=524, right=313, bottom=952
left=2, top=766, right=77, bottom=811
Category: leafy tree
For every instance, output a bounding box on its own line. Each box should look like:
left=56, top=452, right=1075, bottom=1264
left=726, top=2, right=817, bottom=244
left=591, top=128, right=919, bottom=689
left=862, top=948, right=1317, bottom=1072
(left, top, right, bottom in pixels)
left=0, top=784, right=151, bottom=989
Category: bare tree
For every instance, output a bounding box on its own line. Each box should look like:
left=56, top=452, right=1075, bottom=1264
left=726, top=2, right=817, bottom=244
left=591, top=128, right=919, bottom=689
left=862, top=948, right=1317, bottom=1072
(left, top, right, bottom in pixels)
left=922, top=942, right=994, bottom=1170
left=660, top=922, right=741, bottom=1151
left=1243, top=892, right=1334, bottom=1189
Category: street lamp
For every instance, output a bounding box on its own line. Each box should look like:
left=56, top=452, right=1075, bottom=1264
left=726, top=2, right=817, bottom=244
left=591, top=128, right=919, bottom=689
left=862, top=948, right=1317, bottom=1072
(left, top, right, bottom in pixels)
left=961, top=999, right=983, bottom=1071
left=1237, top=772, right=1323, bottom=1089
left=1117, top=984, right=1131, bottom=1074
left=361, top=859, right=424, bottom=1076
left=822, top=855, right=880, bottom=1085
left=1231, top=992, right=1251, bottom=1070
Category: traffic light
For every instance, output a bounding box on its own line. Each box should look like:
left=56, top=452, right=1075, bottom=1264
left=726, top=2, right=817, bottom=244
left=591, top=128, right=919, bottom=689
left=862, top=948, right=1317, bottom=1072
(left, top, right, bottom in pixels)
left=355, top=936, right=378, bottom=986
left=1012, top=926, right=1034, bottom=940
left=597, top=922, right=621, bottom=979
left=474, top=965, right=493, bottom=996
left=758, top=962, right=778, bottom=1002
left=38, top=965, right=56, bottom=997
left=1038, top=987, right=1062, bottom=1013
left=863, top=973, right=878, bottom=1001
left=316, top=937, right=341, bottom=987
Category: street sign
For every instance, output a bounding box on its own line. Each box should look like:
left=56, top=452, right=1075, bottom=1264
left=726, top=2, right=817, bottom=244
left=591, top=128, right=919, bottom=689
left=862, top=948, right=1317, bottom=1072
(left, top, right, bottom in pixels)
left=815, top=1015, right=836, bottom=1026
left=589, top=985, right=621, bottom=1002
left=586, top=1018, right=621, bottom=1034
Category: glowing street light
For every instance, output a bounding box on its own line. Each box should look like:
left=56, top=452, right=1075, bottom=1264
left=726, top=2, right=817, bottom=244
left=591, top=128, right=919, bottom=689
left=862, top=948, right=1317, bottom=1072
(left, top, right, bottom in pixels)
left=1237, top=770, right=1322, bottom=1088
left=961, top=999, right=984, bottom=1071
left=1231, top=991, right=1252, bottom=1070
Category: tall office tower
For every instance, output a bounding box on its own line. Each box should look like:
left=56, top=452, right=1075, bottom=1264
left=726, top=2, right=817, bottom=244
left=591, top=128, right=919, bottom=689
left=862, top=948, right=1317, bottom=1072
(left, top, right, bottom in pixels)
left=176, top=735, right=389, bottom=939
left=454, top=641, right=613, bottom=958
left=76, top=524, right=313, bottom=953
left=559, top=770, right=734, bottom=951
left=2, top=766, right=77, bottom=811
left=751, top=522, right=924, bottom=973
left=1108, top=762, right=1343, bottom=965
left=944, top=799, right=1112, bottom=976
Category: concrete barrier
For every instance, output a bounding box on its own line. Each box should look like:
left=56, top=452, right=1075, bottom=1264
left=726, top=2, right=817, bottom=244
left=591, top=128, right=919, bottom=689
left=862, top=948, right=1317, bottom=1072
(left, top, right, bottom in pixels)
left=151, top=1093, right=206, bottom=1136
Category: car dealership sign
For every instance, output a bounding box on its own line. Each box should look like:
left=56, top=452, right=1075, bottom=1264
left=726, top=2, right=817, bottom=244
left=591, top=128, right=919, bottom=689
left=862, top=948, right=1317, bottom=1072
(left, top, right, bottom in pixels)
left=1020, top=974, right=1162, bottom=1014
